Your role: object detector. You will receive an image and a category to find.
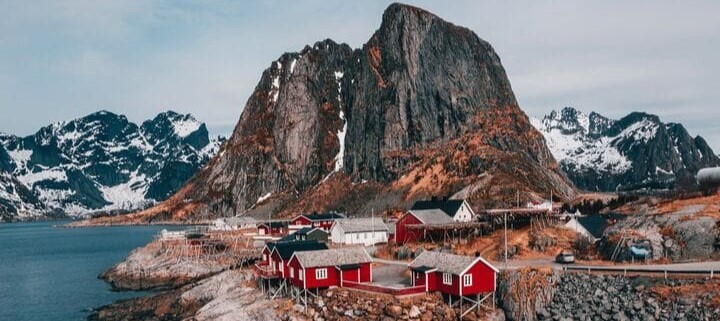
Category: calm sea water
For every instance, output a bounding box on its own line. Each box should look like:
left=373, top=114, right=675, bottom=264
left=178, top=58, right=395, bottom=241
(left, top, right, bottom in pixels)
left=0, top=221, right=177, bottom=321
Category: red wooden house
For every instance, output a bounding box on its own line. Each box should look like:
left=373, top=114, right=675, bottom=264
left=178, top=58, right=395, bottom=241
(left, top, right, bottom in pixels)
left=395, top=209, right=455, bottom=243
left=256, top=241, right=328, bottom=278
left=408, top=251, right=498, bottom=297
left=257, top=221, right=288, bottom=236
left=287, top=247, right=372, bottom=290
left=269, top=241, right=328, bottom=278
left=290, top=212, right=346, bottom=231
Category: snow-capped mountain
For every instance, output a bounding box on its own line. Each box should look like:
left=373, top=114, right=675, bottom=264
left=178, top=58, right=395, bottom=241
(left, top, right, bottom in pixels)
left=0, top=110, right=223, bottom=221
left=532, top=107, right=720, bottom=191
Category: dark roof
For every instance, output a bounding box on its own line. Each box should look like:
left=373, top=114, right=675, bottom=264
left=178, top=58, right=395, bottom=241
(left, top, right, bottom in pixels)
left=273, top=240, right=328, bottom=260
left=337, top=264, right=360, bottom=270
left=410, top=265, right=436, bottom=272
left=296, top=227, right=327, bottom=236
left=410, top=199, right=466, bottom=217
left=304, top=212, right=346, bottom=221
left=277, top=234, right=296, bottom=242
left=577, top=214, right=625, bottom=239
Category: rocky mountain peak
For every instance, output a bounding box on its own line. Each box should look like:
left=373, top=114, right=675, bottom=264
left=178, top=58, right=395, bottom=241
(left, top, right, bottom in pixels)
left=131, top=3, right=574, bottom=223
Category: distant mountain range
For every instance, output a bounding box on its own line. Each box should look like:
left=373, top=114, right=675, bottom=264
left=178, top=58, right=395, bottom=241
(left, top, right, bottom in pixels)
left=532, top=107, right=720, bottom=191
left=0, top=111, right=223, bottom=221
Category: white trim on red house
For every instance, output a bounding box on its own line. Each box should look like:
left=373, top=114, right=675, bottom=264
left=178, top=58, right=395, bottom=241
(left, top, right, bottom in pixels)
left=458, top=255, right=500, bottom=274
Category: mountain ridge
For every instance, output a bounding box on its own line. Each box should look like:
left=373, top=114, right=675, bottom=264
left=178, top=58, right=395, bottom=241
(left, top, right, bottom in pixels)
left=532, top=107, right=720, bottom=191
left=0, top=110, right=224, bottom=221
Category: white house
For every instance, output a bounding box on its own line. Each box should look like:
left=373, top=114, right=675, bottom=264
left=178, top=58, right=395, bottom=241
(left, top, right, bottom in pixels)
left=409, top=198, right=475, bottom=222
left=330, top=218, right=389, bottom=246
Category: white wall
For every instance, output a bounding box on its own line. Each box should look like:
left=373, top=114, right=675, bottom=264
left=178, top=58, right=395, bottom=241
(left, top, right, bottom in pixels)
left=453, top=201, right=474, bottom=222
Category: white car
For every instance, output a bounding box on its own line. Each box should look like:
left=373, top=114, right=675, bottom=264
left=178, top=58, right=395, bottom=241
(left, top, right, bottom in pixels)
left=555, top=251, right=575, bottom=264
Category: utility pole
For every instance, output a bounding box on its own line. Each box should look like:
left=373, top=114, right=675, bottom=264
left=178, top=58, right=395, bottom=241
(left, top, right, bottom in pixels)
left=371, top=208, right=375, bottom=250
left=504, top=211, right=508, bottom=270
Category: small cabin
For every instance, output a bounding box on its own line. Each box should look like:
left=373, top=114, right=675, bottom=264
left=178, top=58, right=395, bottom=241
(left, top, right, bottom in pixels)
left=257, top=221, right=288, bottom=236
left=287, top=247, right=372, bottom=290
left=408, top=251, right=498, bottom=296
left=330, top=218, right=388, bottom=246
left=290, top=212, right=346, bottom=231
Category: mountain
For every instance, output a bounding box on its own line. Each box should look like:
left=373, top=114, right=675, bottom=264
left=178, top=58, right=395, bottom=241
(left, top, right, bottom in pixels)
left=117, top=3, right=574, bottom=223
left=0, top=111, right=223, bottom=221
left=531, top=107, right=720, bottom=191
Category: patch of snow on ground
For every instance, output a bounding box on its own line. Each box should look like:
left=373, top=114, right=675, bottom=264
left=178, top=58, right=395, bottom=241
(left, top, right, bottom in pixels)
left=100, top=171, right=150, bottom=210
left=172, top=117, right=201, bottom=138
left=256, top=192, right=272, bottom=204
left=289, top=58, right=297, bottom=74
left=18, top=169, right=68, bottom=186
left=619, top=119, right=658, bottom=143
left=269, top=61, right=282, bottom=103
left=333, top=71, right=346, bottom=172
left=7, top=149, right=32, bottom=167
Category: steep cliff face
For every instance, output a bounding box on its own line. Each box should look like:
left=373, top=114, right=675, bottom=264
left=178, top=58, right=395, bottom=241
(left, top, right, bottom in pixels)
left=130, top=3, right=573, bottom=222
left=532, top=107, right=720, bottom=191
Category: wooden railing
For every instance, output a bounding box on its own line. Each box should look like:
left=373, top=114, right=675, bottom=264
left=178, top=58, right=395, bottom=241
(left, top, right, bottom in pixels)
left=343, top=281, right=426, bottom=296
left=253, top=263, right=280, bottom=278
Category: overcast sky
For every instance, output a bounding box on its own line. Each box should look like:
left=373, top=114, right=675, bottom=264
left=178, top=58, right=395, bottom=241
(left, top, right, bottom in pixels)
left=1, top=1, right=719, bottom=150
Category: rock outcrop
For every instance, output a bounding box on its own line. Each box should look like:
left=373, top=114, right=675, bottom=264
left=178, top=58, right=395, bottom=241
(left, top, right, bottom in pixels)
left=90, top=270, right=278, bottom=321
left=532, top=107, right=720, bottom=192
left=131, top=3, right=574, bottom=223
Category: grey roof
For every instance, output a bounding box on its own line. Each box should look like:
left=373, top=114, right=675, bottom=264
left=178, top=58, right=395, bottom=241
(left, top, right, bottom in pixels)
left=225, top=216, right=256, bottom=226
left=333, top=218, right=388, bottom=233
left=411, top=199, right=467, bottom=217
left=292, top=247, right=371, bottom=268
left=407, top=209, right=455, bottom=224
left=409, top=251, right=498, bottom=275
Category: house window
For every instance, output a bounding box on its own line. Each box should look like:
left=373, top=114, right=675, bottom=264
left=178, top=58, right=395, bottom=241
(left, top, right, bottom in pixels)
left=463, top=274, right=472, bottom=287
left=316, top=268, right=328, bottom=279
left=280, top=264, right=284, bottom=273
left=299, top=269, right=304, bottom=280
left=442, top=273, right=452, bottom=285
left=290, top=267, right=294, bottom=278
left=263, top=254, right=267, bottom=261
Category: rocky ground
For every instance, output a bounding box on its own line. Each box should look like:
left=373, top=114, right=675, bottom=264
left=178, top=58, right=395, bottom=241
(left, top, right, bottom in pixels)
left=101, top=231, right=260, bottom=290
left=90, top=269, right=278, bottom=321
left=279, top=288, right=505, bottom=321
left=543, top=273, right=720, bottom=321
left=601, top=202, right=720, bottom=262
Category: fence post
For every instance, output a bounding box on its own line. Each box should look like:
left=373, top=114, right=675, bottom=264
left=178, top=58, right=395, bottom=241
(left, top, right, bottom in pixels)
left=664, top=270, right=667, bottom=280
left=711, top=270, right=714, bottom=279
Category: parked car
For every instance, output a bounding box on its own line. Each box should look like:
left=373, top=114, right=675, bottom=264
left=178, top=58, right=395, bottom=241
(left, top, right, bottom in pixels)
left=555, top=251, right=575, bottom=264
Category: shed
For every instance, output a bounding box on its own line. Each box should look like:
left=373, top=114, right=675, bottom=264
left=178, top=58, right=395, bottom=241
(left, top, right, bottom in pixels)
left=257, top=221, right=288, bottom=236
left=395, top=209, right=455, bottom=243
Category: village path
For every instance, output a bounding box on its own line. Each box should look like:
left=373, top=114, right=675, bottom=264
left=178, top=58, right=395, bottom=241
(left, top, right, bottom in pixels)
left=501, top=257, right=720, bottom=273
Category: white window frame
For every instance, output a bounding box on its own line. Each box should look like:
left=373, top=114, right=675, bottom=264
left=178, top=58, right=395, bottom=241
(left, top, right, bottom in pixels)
left=279, top=263, right=284, bottom=273
left=442, top=273, right=452, bottom=285
left=290, top=267, right=295, bottom=278
left=263, top=254, right=267, bottom=261
left=316, top=268, right=328, bottom=280
left=299, top=269, right=304, bottom=280
left=463, top=274, right=472, bottom=287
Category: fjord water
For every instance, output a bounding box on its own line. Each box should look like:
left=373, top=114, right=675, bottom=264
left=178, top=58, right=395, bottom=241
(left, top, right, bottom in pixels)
left=0, top=221, right=173, bottom=321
